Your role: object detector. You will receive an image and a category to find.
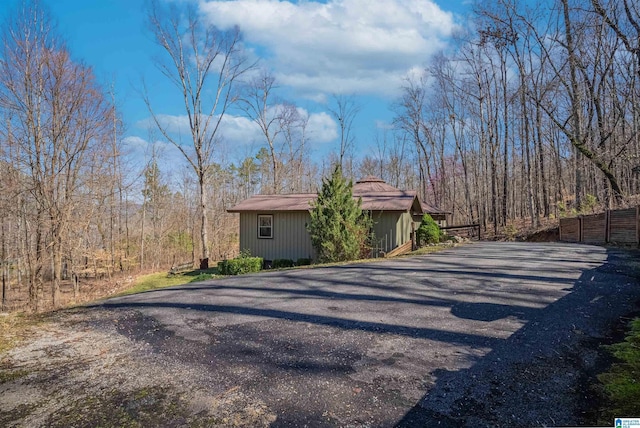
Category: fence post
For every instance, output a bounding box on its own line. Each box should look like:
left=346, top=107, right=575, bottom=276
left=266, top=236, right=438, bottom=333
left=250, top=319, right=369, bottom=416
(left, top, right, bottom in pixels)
left=579, top=216, right=583, bottom=243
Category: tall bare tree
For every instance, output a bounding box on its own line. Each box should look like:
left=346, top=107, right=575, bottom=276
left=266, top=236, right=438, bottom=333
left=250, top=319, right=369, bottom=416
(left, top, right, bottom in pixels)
left=239, top=71, right=285, bottom=194
left=145, top=0, right=253, bottom=267
left=591, top=0, right=640, bottom=79
left=330, top=94, right=360, bottom=171
left=0, top=0, right=114, bottom=308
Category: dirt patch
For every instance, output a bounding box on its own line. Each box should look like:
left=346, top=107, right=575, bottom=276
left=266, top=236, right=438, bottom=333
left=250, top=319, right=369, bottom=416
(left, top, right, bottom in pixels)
left=0, top=309, right=276, bottom=427
left=525, top=226, right=559, bottom=242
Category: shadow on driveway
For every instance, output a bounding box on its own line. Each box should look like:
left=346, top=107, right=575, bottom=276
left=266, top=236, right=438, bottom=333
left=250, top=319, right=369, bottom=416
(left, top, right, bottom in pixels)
left=397, top=248, right=640, bottom=427
left=88, top=244, right=640, bottom=427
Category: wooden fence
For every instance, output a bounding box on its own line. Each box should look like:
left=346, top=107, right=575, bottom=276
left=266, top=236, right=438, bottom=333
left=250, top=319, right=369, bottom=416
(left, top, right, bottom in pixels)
left=559, top=206, right=639, bottom=245
left=440, top=223, right=481, bottom=240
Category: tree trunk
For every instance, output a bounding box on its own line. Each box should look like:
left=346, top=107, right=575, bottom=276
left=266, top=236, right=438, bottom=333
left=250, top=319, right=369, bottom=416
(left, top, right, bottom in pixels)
left=199, top=173, right=210, bottom=268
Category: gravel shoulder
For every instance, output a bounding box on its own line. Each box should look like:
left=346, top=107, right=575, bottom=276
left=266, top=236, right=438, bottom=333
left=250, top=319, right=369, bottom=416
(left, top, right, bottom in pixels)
left=1, top=242, right=639, bottom=427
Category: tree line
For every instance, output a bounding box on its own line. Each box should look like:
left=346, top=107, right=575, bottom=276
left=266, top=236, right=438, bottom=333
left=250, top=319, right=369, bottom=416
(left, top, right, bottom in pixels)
left=1, top=0, right=638, bottom=310
left=388, top=0, right=640, bottom=233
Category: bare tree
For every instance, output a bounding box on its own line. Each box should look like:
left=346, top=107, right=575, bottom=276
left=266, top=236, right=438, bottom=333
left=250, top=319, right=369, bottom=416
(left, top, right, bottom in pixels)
left=145, top=0, right=253, bottom=267
left=329, top=94, right=360, bottom=171
left=279, top=104, right=311, bottom=192
left=591, top=0, right=640, bottom=78
left=239, top=71, right=285, bottom=194
left=394, top=77, right=432, bottom=201
left=0, top=0, right=114, bottom=308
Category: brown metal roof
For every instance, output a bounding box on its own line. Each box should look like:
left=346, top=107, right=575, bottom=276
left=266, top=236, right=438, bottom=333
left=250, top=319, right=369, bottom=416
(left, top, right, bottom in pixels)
left=227, top=193, right=418, bottom=212
left=420, top=200, right=450, bottom=214
left=228, top=177, right=449, bottom=214
left=358, top=191, right=418, bottom=211
left=354, top=176, right=402, bottom=193
left=227, top=193, right=316, bottom=212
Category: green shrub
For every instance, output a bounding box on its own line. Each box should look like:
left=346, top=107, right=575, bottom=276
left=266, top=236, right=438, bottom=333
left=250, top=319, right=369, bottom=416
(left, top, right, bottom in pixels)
left=217, top=256, right=263, bottom=275
left=597, top=318, right=640, bottom=422
left=273, top=259, right=295, bottom=269
left=580, top=193, right=598, bottom=214
left=296, top=258, right=312, bottom=266
left=417, top=214, right=442, bottom=245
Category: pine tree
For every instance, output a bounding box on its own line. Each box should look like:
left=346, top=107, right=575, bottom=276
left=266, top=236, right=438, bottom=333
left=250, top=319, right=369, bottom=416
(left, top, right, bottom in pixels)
left=417, top=214, right=442, bottom=246
left=308, top=166, right=370, bottom=263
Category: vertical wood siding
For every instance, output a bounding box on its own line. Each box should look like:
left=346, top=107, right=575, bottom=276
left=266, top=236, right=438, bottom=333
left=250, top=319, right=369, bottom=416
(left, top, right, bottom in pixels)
left=397, top=212, right=412, bottom=246
left=371, top=212, right=397, bottom=251
left=239, top=212, right=315, bottom=261
left=239, top=210, right=415, bottom=260
left=371, top=211, right=412, bottom=250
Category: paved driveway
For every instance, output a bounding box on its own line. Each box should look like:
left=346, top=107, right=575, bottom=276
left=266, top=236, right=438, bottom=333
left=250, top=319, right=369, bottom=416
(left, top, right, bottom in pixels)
left=97, top=242, right=640, bottom=427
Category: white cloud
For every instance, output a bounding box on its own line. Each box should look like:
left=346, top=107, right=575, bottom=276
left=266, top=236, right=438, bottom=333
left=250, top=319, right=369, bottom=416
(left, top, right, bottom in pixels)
left=135, top=114, right=260, bottom=144
left=305, top=111, right=338, bottom=143
left=198, top=0, right=457, bottom=98
left=122, top=135, right=185, bottom=164
left=135, top=108, right=337, bottom=148
left=122, top=135, right=149, bottom=152
left=135, top=115, right=192, bottom=139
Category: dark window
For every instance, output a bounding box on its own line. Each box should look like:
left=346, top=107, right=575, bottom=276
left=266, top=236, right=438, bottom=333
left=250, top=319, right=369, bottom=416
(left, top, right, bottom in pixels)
left=258, top=214, right=273, bottom=239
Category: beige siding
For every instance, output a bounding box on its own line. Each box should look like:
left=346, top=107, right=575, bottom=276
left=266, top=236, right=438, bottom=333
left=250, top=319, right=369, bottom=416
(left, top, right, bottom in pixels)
left=240, top=210, right=413, bottom=260
left=371, top=211, right=412, bottom=251
left=371, top=212, right=397, bottom=252
left=239, top=212, right=315, bottom=261
left=397, top=212, right=413, bottom=245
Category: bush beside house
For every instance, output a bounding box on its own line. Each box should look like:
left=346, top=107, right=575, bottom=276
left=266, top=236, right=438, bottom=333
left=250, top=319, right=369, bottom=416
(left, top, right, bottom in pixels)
left=218, top=254, right=263, bottom=275
left=417, top=214, right=442, bottom=245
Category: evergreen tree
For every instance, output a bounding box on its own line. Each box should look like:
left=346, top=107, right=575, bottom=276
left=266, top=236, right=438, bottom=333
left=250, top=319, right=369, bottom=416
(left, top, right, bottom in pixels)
left=308, top=166, right=371, bottom=263
left=417, top=214, right=442, bottom=246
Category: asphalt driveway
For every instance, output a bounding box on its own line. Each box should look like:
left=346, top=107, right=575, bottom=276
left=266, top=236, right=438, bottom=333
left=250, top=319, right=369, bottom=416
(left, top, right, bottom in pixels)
left=91, top=242, right=640, bottom=426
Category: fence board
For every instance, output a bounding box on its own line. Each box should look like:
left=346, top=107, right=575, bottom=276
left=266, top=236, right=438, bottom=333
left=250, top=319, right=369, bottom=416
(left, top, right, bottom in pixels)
left=582, top=213, right=607, bottom=244
left=559, top=218, right=581, bottom=242
left=561, top=206, right=639, bottom=246
left=609, top=208, right=638, bottom=244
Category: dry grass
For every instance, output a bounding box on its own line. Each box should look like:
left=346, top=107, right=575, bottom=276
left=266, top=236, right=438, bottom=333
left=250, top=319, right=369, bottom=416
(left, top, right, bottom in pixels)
left=408, top=243, right=456, bottom=256
left=116, top=272, right=197, bottom=296
left=0, top=312, right=44, bottom=354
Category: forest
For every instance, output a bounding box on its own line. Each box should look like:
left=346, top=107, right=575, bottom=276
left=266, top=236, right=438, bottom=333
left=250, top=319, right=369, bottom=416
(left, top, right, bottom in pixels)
left=1, top=0, right=639, bottom=311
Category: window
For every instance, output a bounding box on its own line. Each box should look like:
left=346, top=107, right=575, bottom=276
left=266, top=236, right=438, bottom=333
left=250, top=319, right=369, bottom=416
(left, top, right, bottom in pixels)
left=258, top=214, right=273, bottom=239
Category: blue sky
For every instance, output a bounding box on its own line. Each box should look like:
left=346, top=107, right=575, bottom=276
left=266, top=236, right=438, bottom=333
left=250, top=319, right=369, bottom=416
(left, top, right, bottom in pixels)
left=1, top=0, right=471, bottom=175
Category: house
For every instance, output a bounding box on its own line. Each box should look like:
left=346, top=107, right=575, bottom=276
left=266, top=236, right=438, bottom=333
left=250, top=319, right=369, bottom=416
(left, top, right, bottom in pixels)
left=227, top=176, right=448, bottom=262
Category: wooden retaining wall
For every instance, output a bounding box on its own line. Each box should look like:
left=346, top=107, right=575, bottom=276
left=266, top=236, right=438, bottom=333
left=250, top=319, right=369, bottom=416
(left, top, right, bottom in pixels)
left=559, top=206, right=639, bottom=246
left=559, top=218, right=582, bottom=242
left=582, top=212, right=607, bottom=244
left=609, top=207, right=639, bottom=244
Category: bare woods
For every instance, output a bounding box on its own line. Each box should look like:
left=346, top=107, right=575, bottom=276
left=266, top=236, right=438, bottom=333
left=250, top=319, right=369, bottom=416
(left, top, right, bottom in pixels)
left=1, top=0, right=640, bottom=311
left=0, top=3, right=120, bottom=311
left=390, top=0, right=640, bottom=234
